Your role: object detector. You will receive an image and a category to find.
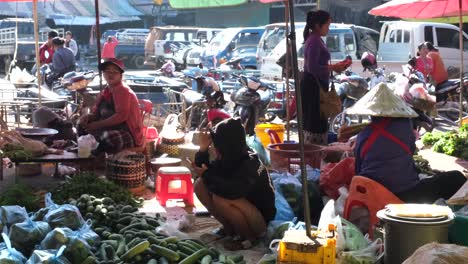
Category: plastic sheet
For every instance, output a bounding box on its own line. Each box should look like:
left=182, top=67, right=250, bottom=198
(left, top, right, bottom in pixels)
left=273, top=190, right=295, bottom=221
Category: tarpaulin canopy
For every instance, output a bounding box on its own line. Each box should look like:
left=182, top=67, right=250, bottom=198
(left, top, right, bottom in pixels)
left=168, top=0, right=247, bottom=9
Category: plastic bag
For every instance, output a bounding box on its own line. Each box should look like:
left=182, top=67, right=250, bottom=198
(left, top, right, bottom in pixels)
left=338, top=238, right=383, bottom=264
left=43, top=193, right=85, bottom=230
left=26, top=245, right=71, bottom=264
left=77, top=134, right=98, bottom=158
left=273, top=190, right=296, bottom=221
left=0, top=233, right=27, bottom=264
left=320, top=157, right=355, bottom=199
left=9, top=217, right=51, bottom=256
left=335, top=187, right=349, bottom=217
left=265, top=220, right=296, bottom=245
left=0, top=206, right=28, bottom=228
left=455, top=205, right=468, bottom=217
left=293, top=165, right=321, bottom=183
left=40, top=227, right=74, bottom=250
left=156, top=223, right=190, bottom=239
left=402, top=242, right=468, bottom=264
left=318, top=200, right=345, bottom=253
left=246, top=135, right=270, bottom=166
left=272, top=174, right=303, bottom=217
left=341, top=218, right=368, bottom=251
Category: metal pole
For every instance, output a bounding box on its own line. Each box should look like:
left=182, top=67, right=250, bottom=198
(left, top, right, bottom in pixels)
left=459, top=0, right=464, bottom=126
left=288, top=0, right=312, bottom=237
left=33, top=0, right=41, bottom=106
left=95, top=0, right=103, bottom=91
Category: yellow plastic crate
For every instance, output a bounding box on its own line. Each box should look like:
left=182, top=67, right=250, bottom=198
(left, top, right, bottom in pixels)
left=277, top=229, right=336, bottom=264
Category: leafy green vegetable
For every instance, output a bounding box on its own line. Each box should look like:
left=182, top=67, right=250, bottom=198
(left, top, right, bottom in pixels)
left=421, top=125, right=468, bottom=160
left=0, top=184, right=41, bottom=212
left=50, top=172, right=142, bottom=207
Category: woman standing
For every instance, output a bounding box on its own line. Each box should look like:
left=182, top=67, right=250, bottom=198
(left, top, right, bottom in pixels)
left=78, top=58, right=143, bottom=154
left=302, top=10, right=347, bottom=144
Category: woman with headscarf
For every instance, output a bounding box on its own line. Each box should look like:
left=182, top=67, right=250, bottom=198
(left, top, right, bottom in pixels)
left=302, top=10, right=348, bottom=144
left=193, top=118, right=276, bottom=250
left=350, top=83, right=466, bottom=203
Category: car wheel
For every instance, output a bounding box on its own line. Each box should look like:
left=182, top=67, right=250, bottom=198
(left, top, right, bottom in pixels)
left=133, top=56, right=146, bottom=69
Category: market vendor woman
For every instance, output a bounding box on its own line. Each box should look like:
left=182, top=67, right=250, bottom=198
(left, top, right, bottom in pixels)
left=78, top=58, right=143, bottom=153
left=193, top=118, right=276, bottom=250
left=349, top=83, right=466, bottom=203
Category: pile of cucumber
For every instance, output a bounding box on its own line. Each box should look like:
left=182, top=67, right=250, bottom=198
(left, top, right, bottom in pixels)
left=71, top=194, right=246, bottom=264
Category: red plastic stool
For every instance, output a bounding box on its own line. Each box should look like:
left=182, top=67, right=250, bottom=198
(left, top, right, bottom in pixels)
left=343, top=176, right=403, bottom=238
left=156, top=166, right=194, bottom=206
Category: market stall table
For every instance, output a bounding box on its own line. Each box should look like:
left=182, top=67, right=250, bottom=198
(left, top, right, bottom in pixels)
left=8, top=151, right=95, bottom=180
left=0, top=99, right=32, bottom=127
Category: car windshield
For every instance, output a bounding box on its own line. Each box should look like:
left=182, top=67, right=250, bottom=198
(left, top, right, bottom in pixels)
left=205, top=29, right=239, bottom=55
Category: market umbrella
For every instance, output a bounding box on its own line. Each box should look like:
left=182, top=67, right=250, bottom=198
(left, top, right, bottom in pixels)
left=166, top=0, right=312, bottom=236
left=2, top=0, right=103, bottom=106
left=369, top=0, right=468, bottom=125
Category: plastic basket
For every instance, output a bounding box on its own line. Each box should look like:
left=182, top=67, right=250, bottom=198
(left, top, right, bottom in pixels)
left=106, top=153, right=146, bottom=188
left=268, top=143, right=325, bottom=173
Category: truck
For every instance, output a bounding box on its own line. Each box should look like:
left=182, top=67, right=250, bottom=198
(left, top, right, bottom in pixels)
left=113, top=28, right=149, bottom=69
left=0, top=18, right=45, bottom=75
left=261, top=21, right=468, bottom=81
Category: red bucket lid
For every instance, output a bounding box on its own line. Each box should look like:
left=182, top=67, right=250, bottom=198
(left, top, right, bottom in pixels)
left=146, top=126, right=158, bottom=140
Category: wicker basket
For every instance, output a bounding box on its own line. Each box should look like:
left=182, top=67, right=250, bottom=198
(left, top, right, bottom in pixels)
left=106, top=153, right=146, bottom=188
left=268, top=143, right=326, bottom=173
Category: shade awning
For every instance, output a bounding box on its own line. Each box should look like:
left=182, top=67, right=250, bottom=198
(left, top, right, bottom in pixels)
left=50, top=14, right=141, bottom=26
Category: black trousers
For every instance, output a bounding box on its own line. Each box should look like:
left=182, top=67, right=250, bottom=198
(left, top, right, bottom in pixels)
left=397, top=170, right=467, bottom=203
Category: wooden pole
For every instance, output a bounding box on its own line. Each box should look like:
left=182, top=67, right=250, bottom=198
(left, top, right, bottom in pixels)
left=459, top=0, right=464, bottom=126
left=95, top=0, right=103, bottom=91
left=33, top=0, right=41, bottom=106
left=285, top=0, right=291, bottom=141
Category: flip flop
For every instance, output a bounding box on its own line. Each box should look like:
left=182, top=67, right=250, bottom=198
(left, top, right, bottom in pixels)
left=200, top=227, right=229, bottom=243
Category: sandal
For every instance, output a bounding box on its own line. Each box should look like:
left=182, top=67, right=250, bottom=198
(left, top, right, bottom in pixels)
left=200, top=227, right=229, bottom=243
left=223, top=238, right=255, bottom=251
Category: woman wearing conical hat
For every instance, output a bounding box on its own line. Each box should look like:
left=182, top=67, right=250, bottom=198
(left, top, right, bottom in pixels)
left=349, top=83, right=466, bottom=203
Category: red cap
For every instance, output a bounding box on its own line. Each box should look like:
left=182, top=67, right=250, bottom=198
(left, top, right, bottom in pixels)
left=99, top=58, right=125, bottom=73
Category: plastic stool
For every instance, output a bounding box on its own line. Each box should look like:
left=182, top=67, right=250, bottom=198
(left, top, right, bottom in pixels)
left=156, top=166, right=194, bottom=206
left=343, top=176, right=403, bottom=238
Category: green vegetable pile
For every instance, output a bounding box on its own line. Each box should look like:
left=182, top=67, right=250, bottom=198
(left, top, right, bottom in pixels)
left=414, top=155, right=441, bottom=176
left=421, top=124, right=468, bottom=160
left=51, top=172, right=143, bottom=208
left=0, top=184, right=40, bottom=212
left=0, top=143, right=33, bottom=160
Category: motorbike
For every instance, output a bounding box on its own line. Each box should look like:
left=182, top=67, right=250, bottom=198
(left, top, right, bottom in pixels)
left=230, top=74, right=276, bottom=136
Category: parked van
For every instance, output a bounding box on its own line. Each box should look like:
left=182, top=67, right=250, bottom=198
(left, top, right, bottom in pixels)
left=378, top=21, right=468, bottom=72
left=261, top=23, right=379, bottom=80
left=144, top=26, right=199, bottom=68
left=256, top=22, right=306, bottom=70
left=200, top=27, right=265, bottom=69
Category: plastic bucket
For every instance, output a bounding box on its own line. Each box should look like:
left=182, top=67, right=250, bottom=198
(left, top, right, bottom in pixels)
left=254, top=123, right=285, bottom=148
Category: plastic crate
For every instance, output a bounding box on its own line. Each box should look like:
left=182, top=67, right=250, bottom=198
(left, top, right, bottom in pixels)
left=277, top=229, right=336, bottom=264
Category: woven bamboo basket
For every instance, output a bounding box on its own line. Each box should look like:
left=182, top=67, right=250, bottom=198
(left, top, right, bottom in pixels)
left=106, top=153, right=146, bottom=188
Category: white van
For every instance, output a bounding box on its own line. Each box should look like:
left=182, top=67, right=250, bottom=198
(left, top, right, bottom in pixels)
left=378, top=21, right=468, bottom=72
left=261, top=23, right=379, bottom=80
left=257, top=22, right=305, bottom=71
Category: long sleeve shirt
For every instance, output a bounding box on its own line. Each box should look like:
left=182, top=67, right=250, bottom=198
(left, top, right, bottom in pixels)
left=67, top=39, right=78, bottom=57
left=39, top=43, right=54, bottom=64
left=51, top=47, right=76, bottom=76
left=303, top=33, right=330, bottom=87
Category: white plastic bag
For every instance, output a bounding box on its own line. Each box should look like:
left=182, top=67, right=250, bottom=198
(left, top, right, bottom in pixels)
left=335, top=187, right=349, bottom=217
left=77, top=134, right=98, bottom=158
left=318, top=200, right=345, bottom=253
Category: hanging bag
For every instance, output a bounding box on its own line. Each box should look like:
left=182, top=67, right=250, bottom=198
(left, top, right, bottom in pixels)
left=313, top=72, right=342, bottom=119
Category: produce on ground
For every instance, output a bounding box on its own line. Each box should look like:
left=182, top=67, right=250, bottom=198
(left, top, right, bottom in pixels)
left=413, top=155, right=441, bottom=176
left=51, top=172, right=143, bottom=207
left=0, top=184, right=41, bottom=212
left=421, top=125, right=468, bottom=160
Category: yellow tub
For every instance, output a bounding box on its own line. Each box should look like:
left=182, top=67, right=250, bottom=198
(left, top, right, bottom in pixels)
left=254, top=123, right=285, bottom=148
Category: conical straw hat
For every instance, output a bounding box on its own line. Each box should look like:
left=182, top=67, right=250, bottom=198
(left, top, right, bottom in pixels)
left=346, top=82, right=418, bottom=118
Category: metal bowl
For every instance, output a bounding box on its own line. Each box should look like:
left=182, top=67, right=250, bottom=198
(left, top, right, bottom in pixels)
left=16, top=128, right=58, bottom=141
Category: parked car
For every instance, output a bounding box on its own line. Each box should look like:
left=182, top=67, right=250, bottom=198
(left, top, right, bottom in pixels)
left=200, top=27, right=265, bottom=69
left=256, top=22, right=305, bottom=70
left=113, top=28, right=149, bottom=69
left=261, top=23, right=379, bottom=80
left=230, top=44, right=258, bottom=69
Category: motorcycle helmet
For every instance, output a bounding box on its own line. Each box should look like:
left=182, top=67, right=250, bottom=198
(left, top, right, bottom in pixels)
left=207, top=90, right=226, bottom=108
left=361, top=52, right=377, bottom=72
